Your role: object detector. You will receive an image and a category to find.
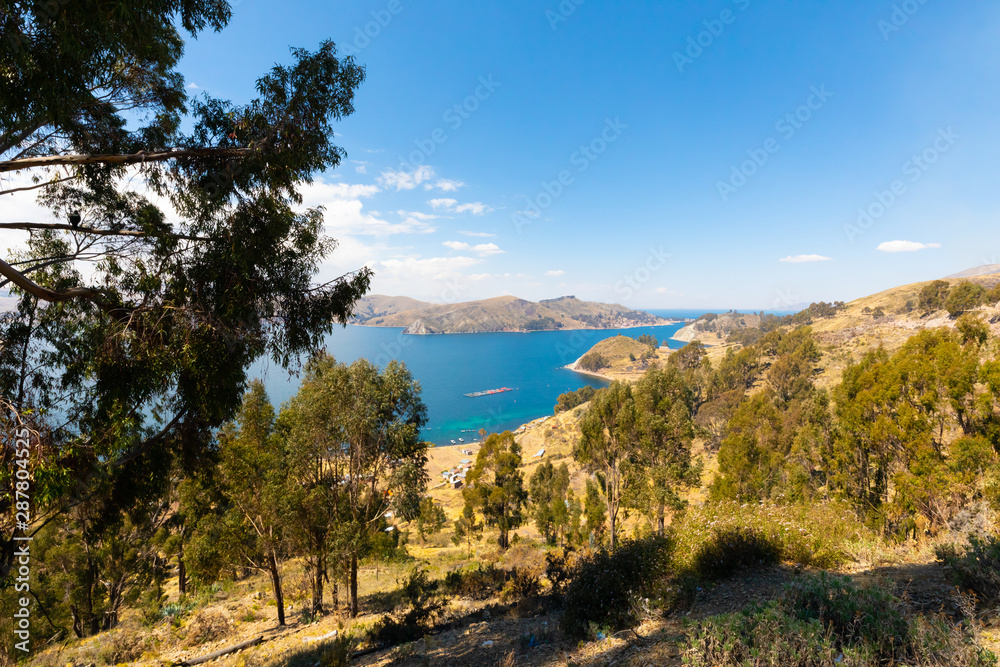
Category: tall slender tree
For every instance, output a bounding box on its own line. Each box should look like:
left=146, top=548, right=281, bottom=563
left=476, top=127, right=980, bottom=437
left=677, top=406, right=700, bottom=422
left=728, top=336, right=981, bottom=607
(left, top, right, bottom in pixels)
left=575, top=382, right=638, bottom=548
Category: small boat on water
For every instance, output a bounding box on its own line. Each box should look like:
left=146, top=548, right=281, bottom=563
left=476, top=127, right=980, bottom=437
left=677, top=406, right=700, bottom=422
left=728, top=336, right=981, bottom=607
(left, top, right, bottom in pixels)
left=464, top=387, right=515, bottom=398
left=458, top=438, right=464, bottom=442
left=451, top=439, right=456, bottom=443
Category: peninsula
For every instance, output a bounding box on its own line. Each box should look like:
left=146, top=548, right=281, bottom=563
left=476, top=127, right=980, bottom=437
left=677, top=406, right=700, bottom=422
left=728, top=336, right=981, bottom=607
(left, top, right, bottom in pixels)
left=349, top=294, right=673, bottom=334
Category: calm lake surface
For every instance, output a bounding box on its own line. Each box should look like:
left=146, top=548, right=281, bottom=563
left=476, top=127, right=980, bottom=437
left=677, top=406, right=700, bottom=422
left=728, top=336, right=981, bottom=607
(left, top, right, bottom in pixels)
left=252, top=309, right=708, bottom=446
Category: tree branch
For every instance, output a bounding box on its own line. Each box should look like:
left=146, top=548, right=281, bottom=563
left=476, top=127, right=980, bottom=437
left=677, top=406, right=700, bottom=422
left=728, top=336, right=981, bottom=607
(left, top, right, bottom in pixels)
left=0, top=222, right=209, bottom=241
left=0, top=256, right=114, bottom=307
left=0, top=174, right=79, bottom=196
left=0, top=147, right=251, bottom=173
left=109, top=411, right=186, bottom=469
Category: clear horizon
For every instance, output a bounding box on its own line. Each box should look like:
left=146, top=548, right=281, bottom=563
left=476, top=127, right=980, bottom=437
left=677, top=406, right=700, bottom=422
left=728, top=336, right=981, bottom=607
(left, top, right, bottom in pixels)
left=3, top=2, right=999, bottom=310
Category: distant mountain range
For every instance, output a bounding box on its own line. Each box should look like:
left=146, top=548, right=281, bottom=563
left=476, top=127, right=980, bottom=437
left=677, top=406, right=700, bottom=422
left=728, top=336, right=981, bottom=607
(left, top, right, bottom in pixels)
left=944, top=264, right=1000, bottom=280
left=349, top=295, right=673, bottom=334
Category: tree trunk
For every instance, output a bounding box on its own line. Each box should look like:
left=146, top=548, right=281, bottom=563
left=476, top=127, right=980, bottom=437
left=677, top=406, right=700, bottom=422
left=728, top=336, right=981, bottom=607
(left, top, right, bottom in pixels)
left=268, top=551, right=286, bottom=626
left=607, top=494, right=617, bottom=549
left=349, top=553, right=359, bottom=618
left=311, top=552, right=324, bottom=615
left=657, top=503, right=665, bottom=536
left=178, top=539, right=187, bottom=597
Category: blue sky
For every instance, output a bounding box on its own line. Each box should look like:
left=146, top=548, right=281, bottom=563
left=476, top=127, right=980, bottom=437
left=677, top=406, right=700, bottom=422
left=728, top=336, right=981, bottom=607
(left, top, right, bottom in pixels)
left=10, top=1, right=1000, bottom=309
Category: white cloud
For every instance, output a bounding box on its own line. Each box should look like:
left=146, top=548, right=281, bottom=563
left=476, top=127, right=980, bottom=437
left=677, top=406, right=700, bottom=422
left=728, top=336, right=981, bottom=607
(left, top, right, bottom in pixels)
left=459, top=230, right=496, bottom=238
left=454, top=202, right=493, bottom=215
left=397, top=210, right=440, bottom=222
left=471, top=243, right=503, bottom=256
left=353, top=161, right=370, bottom=174
left=297, top=178, right=436, bottom=236
left=428, top=179, right=465, bottom=192
left=375, top=256, right=482, bottom=283
left=545, top=270, right=565, bottom=277
left=378, top=165, right=435, bottom=191
left=779, top=254, right=833, bottom=263
left=427, top=198, right=492, bottom=215
left=187, top=82, right=200, bottom=89
left=876, top=240, right=942, bottom=253
left=443, top=240, right=503, bottom=257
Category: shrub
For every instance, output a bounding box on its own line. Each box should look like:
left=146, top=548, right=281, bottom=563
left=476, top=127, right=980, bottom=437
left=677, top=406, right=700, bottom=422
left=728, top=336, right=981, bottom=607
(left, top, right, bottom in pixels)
left=98, top=630, right=150, bottom=664
left=936, top=534, right=1000, bottom=604
left=259, top=634, right=356, bottom=667
left=443, top=563, right=508, bottom=599
left=684, top=573, right=996, bottom=666
left=579, top=351, right=608, bottom=372
left=561, top=536, right=672, bottom=638
left=686, top=527, right=781, bottom=581
left=183, top=609, right=231, bottom=647
left=671, top=501, right=865, bottom=572
left=501, top=568, right=541, bottom=603
left=370, top=566, right=443, bottom=648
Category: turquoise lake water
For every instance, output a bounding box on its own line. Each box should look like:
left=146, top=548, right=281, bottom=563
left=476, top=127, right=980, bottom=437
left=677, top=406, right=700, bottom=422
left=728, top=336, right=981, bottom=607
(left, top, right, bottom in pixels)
left=251, top=309, right=707, bottom=446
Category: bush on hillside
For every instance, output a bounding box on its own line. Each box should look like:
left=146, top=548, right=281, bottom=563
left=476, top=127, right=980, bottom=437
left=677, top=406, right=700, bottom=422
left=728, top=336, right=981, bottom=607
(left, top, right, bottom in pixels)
left=946, top=281, right=987, bottom=318
left=560, top=536, right=672, bottom=638
left=936, top=534, right=1000, bottom=605
left=578, top=351, right=608, bottom=372
left=686, top=527, right=781, bottom=581
left=684, top=573, right=996, bottom=666
left=671, top=501, right=865, bottom=573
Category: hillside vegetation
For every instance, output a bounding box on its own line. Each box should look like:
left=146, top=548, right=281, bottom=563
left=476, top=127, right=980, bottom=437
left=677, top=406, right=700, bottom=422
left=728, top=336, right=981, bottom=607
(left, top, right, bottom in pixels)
left=17, top=270, right=1000, bottom=667
left=350, top=294, right=670, bottom=333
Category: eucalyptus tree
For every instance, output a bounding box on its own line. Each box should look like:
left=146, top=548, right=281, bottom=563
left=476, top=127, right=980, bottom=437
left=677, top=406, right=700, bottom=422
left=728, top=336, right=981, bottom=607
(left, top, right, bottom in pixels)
left=575, top=381, right=639, bottom=548
left=215, top=381, right=291, bottom=625
left=289, top=352, right=427, bottom=617
left=0, top=1, right=370, bottom=580
left=464, top=431, right=529, bottom=550
left=628, top=366, right=699, bottom=535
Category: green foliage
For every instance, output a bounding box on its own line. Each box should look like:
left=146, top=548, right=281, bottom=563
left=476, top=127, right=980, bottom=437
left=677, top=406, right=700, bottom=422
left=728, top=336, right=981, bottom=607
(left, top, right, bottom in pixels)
left=626, top=366, right=700, bottom=534
left=579, top=351, right=609, bottom=372
left=684, top=573, right=996, bottom=666
left=582, top=479, right=607, bottom=544
left=554, top=385, right=597, bottom=413
left=260, top=634, right=356, bottom=667
left=946, top=281, right=987, bottom=317
left=464, top=432, right=528, bottom=550
left=451, top=504, right=484, bottom=556
left=831, top=328, right=989, bottom=529
left=671, top=501, right=865, bottom=572
left=442, top=563, right=508, bottom=599
left=634, top=333, right=659, bottom=348
left=415, top=497, right=447, bottom=542
left=936, top=534, right=1000, bottom=605
left=528, top=461, right=571, bottom=544
left=500, top=568, right=542, bottom=603
left=687, top=528, right=782, bottom=580
left=369, top=566, right=443, bottom=647
left=958, top=313, right=991, bottom=347
left=920, top=279, right=952, bottom=314
left=576, top=381, right=639, bottom=547
left=560, top=536, right=672, bottom=638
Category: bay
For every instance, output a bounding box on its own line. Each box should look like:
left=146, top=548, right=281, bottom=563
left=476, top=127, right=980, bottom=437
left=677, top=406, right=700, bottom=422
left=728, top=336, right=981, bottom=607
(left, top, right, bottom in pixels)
left=252, top=310, right=704, bottom=446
